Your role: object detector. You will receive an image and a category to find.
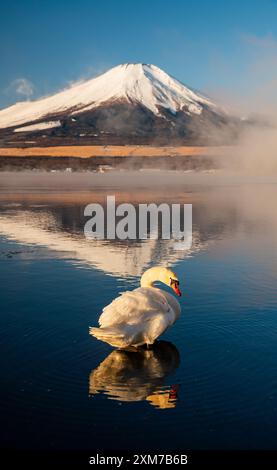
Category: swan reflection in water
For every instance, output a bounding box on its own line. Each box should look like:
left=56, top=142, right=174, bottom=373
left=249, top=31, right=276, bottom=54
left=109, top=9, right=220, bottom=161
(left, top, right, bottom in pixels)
left=89, top=341, right=180, bottom=409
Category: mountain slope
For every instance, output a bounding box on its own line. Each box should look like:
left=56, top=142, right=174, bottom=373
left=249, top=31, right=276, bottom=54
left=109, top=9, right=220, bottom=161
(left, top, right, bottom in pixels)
left=0, top=63, right=238, bottom=146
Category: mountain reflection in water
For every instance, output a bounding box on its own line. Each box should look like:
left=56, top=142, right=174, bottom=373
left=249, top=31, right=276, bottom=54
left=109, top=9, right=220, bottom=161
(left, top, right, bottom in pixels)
left=0, top=180, right=277, bottom=450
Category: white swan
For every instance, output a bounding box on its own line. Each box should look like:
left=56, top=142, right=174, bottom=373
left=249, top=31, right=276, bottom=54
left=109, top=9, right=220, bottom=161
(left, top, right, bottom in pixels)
left=89, top=267, right=181, bottom=348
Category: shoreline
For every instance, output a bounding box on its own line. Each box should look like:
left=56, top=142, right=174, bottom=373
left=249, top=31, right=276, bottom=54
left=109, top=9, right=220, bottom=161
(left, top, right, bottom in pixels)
left=0, top=144, right=231, bottom=158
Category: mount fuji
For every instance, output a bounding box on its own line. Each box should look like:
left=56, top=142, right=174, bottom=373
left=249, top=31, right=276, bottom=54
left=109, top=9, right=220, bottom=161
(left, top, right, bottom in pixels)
left=0, top=63, right=239, bottom=146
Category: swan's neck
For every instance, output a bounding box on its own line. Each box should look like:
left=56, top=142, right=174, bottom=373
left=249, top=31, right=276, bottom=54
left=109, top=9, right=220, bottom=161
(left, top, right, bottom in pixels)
left=140, top=267, right=166, bottom=288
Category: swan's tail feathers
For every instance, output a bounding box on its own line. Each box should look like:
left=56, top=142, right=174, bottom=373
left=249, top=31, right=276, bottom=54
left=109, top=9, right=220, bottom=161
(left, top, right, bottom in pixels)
left=89, top=326, right=128, bottom=348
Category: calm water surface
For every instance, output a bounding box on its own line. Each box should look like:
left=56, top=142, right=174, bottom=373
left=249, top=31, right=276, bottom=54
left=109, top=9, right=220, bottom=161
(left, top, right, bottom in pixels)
left=0, top=175, right=277, bottom=450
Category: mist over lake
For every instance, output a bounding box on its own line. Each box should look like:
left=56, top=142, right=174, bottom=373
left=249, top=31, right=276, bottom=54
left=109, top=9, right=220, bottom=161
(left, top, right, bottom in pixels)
left=0, top=173, right=276, bottom=450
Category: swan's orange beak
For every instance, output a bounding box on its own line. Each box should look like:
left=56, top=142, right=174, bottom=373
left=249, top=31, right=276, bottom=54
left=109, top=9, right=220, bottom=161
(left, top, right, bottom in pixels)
left=172, top=283, right=182, bottom=297
left=170, top=277, right=181, bottom=296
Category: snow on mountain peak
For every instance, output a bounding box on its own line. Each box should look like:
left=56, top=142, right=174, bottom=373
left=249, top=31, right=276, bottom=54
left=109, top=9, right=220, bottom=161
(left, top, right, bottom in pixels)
left=0, top=63, right=219, bottom=129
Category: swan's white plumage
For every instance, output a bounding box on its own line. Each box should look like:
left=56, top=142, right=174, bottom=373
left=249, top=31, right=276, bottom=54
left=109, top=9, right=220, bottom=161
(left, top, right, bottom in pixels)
left=90, top=267, right=181, bottom=348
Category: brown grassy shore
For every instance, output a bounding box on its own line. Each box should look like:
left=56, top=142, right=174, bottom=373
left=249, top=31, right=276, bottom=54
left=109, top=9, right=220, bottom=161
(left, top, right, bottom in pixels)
left=0, top=145, right=229, bottom=158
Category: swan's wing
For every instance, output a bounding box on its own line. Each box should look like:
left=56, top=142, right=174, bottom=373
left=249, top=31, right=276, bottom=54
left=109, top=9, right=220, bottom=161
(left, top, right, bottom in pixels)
left=98, top=287, right=171, bottom=328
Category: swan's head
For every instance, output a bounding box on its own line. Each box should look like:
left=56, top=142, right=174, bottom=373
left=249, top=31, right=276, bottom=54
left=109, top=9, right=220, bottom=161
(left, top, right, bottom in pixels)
left=164, top=268, right=182, bottom=297
left=141, top=267, right=182, bottom=297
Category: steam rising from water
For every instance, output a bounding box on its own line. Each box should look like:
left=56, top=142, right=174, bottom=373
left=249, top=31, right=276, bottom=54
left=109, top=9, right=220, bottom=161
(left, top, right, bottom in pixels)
left=211, top=34, right=277, bottom=176
left=221, top=126, right=277, bottom=175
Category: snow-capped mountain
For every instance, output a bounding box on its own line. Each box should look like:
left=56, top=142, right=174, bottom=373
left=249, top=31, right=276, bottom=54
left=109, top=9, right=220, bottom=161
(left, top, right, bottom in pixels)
left=0, top=63, right=238, bottom=145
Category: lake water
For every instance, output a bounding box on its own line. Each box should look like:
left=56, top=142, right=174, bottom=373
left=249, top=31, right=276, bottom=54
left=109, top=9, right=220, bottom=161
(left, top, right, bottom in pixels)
left=0, top=172, right=277, bottom=450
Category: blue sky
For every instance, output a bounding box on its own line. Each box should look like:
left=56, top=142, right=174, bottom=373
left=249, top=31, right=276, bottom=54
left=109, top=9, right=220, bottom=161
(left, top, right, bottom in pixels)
left=1, top=0, right=277, bottom=109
